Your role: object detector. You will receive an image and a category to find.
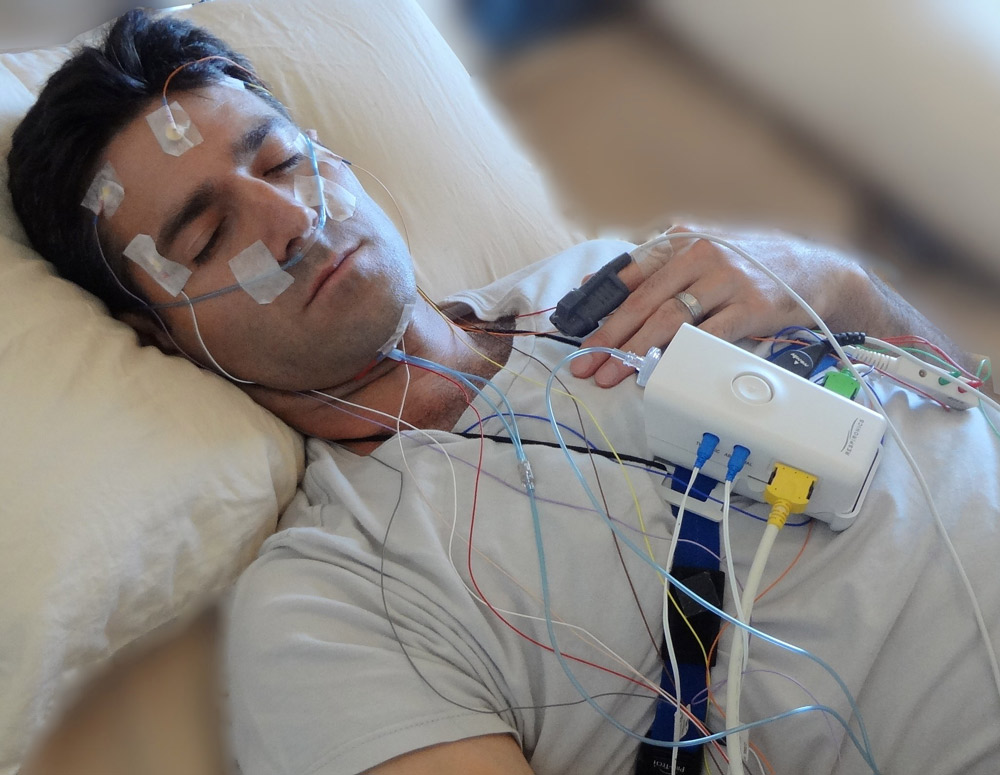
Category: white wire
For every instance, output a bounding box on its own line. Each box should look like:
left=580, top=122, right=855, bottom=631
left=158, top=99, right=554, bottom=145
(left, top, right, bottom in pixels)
left=720, top=481, right=752, bottom=774
left=323, top=362, right=671, bottom=702
left=746, top=742, right=767, bottom=775
left=661, top=468, right=698, bottom=772
left=643, top=230, right=1000, bottom=708
left=722, top=481, right=749, bottom=667
left=726, top=522, right=780, bottom=775
left=182, top=290, right=256, bottom=385
left=864, top=336, right=1000, bottom=414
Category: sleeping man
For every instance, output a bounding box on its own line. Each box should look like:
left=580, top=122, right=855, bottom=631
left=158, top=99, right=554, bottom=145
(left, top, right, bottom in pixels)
left=8, top=9, right=1000, bottom=775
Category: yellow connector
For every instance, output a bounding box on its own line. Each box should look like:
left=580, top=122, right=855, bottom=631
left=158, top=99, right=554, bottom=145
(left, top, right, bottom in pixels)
left=764, top=463, right=818, bottom=529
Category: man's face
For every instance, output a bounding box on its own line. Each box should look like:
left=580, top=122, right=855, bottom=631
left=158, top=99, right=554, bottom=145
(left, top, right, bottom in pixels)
left=102, top=82, right=416, bottom=391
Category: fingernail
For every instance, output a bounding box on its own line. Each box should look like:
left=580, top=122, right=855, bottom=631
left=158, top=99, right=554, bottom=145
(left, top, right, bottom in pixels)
left=594, top=362, right=619, bottom=388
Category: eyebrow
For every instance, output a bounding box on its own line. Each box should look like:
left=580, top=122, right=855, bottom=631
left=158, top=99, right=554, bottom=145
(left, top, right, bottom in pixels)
left=157, top=117, right=286, bottom=256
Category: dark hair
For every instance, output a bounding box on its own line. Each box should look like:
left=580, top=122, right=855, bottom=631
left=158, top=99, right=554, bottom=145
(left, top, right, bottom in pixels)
left=6, top=9, right=287, bottom=315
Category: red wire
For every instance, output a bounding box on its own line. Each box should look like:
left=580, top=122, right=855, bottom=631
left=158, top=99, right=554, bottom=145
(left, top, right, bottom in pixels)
left=883, top=335, right=983, bottom=386
left=403, top=361, right=656, bottom=688
left=514, top=306, right=557, bottom=319
left=401, top=360, right=728, bottom=753
left=161, top=55, right=259, bottom=104
left=874, top=367, right=950, bottom=408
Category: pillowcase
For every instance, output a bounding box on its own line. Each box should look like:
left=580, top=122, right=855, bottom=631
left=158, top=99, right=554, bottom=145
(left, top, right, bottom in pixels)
left=0, top=0, right=577, bottom=771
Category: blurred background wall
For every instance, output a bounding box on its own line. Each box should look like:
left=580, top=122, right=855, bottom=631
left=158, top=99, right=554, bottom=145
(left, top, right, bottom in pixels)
left=419, top=0, right=1000, bottom=369
left=0, top=0, right=187, bottom=51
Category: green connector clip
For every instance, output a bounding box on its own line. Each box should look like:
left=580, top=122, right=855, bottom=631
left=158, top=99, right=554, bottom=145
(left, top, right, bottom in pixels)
left=823, top=368, right=860, bottom=400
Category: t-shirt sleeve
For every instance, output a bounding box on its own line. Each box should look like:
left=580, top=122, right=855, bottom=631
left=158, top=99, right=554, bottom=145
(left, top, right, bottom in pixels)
left=225, top=529, right=519, bottom=775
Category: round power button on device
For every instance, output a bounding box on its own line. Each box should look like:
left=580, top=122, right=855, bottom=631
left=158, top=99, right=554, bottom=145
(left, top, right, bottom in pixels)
left=732, top=373, right=774, bottom=404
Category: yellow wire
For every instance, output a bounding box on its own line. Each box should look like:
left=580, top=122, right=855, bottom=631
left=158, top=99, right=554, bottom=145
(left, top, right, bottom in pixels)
left=419, top=287, right=659, bottom=566
left=422, top=287, right=717, bottom=749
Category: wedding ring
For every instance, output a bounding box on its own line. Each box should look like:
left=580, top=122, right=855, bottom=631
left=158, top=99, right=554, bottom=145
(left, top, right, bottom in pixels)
left=674, top=291, right=704, bottom=324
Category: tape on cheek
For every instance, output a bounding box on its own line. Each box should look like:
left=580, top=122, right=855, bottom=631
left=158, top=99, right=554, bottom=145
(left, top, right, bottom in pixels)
left=145, top=101, right=204, bottom=157
left=228, top=240, right=295, bottom=304
left=377, top=301, right=416, bottom=358
left=323, top=181, right=358, bottom=222
left=294, top=174, right=357, bottom=222
left=123, top=234, right=192, bottom=297
left=81, top=162, right=125, bottom=217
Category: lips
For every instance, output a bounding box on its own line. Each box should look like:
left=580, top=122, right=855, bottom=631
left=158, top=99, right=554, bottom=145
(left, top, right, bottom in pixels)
left=307, top=244, right=359, bottom=303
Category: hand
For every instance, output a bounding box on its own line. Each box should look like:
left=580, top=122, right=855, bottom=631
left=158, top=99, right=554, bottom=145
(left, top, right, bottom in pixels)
left=569, top=223, right=873, bottom=387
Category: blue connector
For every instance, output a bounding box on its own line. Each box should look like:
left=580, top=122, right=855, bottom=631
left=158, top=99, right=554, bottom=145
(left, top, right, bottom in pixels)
left=726, top=445, right=752, bottom=482
left=694, top=433, right=720, bottom=469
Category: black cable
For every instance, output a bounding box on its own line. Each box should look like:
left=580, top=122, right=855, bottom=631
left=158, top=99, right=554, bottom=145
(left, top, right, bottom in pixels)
left=373, top=450, right=662, bottom=717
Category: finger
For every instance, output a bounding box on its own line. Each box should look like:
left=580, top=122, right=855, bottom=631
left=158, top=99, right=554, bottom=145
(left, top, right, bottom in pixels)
left=575, top=267, right=729, bottom=381
left=570, top=263, right=697, bottom=379
left=695, top=303, right=769, bottom=349
left=590, top=281, right=728, bottom=387
left=613, top=229, right=700, bottom=292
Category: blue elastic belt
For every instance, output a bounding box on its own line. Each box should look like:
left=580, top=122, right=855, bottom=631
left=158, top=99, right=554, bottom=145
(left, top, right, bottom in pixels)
left=635, top=468, right=724, bottom=775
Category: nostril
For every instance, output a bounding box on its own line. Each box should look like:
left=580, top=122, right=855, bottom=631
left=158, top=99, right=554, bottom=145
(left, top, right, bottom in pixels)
left=286, top=209, right=319, bottom=260
left=285, top=210, right=322, bottom=265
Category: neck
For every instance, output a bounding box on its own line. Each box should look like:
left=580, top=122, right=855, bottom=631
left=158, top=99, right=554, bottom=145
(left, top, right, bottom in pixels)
left=258, top=298, right=514, bottom=451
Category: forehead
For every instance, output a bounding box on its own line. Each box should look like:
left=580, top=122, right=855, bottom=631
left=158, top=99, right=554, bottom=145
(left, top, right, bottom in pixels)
left=102, top=84, right=295, bottom=241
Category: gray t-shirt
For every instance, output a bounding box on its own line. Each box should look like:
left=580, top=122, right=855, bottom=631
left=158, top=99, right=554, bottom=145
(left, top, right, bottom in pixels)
left=227, top=240, right=1000, bottom=775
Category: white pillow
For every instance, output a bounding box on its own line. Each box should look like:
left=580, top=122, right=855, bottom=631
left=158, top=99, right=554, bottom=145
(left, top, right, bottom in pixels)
left=0, top=0, right=577, bottom=771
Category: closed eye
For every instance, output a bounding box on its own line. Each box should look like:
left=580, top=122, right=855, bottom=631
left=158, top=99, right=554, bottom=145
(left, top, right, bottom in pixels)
left=266, top=153, right=305, bottom=177
left=192, top=224, right=224, bottom=266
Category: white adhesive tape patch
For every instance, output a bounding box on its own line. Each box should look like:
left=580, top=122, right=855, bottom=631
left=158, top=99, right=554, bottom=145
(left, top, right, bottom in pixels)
left=145, top=101, right=204, bottom=157
left=228, top=241, right=295, bottom=304
left=218, top=75, right=246, bottom=92
left=377, top=301, right=416, bottom=357
left=323, top=181, right=357, bottom=222
left=293, top=174, right=323, bottom=208
left=82, top=162, right=125, bottom=217
left=295, top=174, right=357, bottom=222
left=123, top=234, right=191, bottom=297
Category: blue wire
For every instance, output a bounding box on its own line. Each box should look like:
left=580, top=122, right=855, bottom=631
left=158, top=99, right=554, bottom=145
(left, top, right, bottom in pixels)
left=388, top=350, right=526, bottom=461
left=381, top=346, right=876, bottom=768
left=525, top=453, right=878, bottom=765
left=542, top=346, right=880, bottom=771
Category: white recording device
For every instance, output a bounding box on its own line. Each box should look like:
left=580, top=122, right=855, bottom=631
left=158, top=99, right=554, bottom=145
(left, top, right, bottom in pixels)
left=642, top=324, right=886, bottom=530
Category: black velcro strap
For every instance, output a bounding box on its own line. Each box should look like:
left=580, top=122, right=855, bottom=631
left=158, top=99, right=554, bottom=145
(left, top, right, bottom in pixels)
left=664, top=566, right=725, bottom=667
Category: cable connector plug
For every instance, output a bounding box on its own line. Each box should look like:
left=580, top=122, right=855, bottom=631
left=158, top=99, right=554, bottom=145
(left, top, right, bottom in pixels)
left=764, top=463, right=817, bottom=528
left=694, top=432, right=720, bottom=469
left=616, top=346, right=663, bottom=387
left=519, top=458, right=535, bottom=493
left=843, top=344, right=978, bottom=410
left=726, top=445, right=751, bottom=482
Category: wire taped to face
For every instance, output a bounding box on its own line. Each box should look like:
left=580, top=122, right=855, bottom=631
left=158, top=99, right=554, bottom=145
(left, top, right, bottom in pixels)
left=143, top=132, right=334, bottom=310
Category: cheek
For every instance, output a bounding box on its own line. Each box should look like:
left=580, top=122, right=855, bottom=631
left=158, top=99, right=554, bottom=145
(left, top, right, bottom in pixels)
left=166, top=297, right=265, bottom=368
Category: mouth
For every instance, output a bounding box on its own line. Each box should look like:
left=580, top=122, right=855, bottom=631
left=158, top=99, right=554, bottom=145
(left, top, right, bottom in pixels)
left=307, top=243, right=360, bottom=304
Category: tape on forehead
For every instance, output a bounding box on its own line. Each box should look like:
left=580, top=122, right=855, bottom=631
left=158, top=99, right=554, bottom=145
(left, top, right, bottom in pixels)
left=218, top=75, right=246, bottom=92
left=228, top=240, right=294, bottom=304
left=123, top=234, right=191, bottom=297
left=81, top=162, right=125, bottom=217
left=294, top=174, right=357, bottom=222
left=145, top=101, right=204, bottom=157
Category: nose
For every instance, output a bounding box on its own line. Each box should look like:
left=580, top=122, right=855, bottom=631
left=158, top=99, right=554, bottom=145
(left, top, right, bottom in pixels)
left=241, top=176, right=321, bottom=265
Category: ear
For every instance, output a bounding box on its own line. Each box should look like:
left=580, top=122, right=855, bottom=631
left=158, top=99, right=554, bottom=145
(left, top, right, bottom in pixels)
left=117, top=310, right=180, bottom=354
